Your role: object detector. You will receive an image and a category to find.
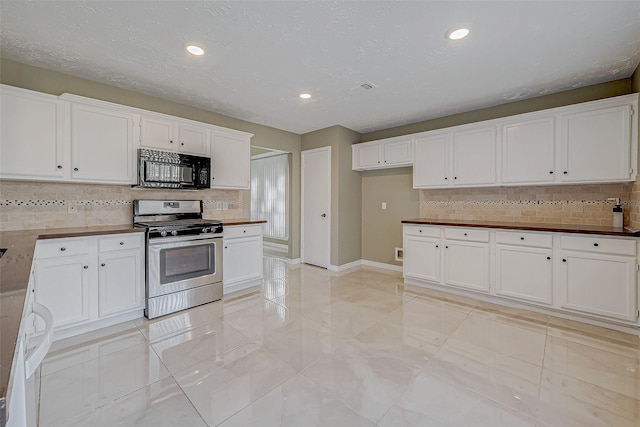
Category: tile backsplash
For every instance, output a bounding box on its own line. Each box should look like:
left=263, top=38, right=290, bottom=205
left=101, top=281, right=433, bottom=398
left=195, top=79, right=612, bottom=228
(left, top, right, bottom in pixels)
left=0, top=180, right=247, bottom=231
left=419, top=182, right=640, bottom=229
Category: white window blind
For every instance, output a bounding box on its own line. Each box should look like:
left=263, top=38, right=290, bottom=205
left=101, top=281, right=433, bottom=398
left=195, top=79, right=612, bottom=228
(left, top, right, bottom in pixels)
left=251, top=153, right=289, bottom=240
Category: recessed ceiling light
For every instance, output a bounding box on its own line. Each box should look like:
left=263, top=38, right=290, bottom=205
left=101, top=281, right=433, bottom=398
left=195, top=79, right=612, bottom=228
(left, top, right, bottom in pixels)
left=446, top=28, right=470, bottom=41
left=299, top=93, right=311, bottom=99
left=186, top=45, right=205, bottom=56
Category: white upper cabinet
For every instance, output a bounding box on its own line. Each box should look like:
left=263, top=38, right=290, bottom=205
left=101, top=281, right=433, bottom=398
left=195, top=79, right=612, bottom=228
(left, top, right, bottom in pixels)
left=69, top=102, right=135, bottom=184
left=413, top=125, right=496, bottom=188
left=413, top=93, right=637, bottom=189
left=140, top=114, right=209, bottom=156
left=0, top=85, right=64, bottom=180
left=413, top=133, right=449, bottom=187
left=560, top=103, right=633, bottom=182
left=210, top=130, right=253, bottom=189
left=452, top=126, right=496, bottom=186
left=501, top=116, right=556, bottom=184
left=352, top=136, right=412, bottom=170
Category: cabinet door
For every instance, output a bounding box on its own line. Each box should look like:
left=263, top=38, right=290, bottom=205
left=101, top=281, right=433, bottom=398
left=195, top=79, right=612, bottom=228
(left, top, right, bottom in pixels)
left=495, top=245, right=552, bottom=305
left=452, top=127, right=496, bottom=186
left=353, top=143, right=382, bottom=169
left=177, top=123, right=209, bottom=156
left=403, top=236, right=440, bottom=282
left=140, top=116, right=175, bottom=151
left=97, top=250, right=143, bottom=317
left=413, top=134, right=450, bottom=187
left=70, top=103, right=135, bottom=183
left=34, top=256, right=91, bottom=331
left=0, top=86, right=64, bottom=179
left=501, top=117, right=555, bottom=184
left=444, top=241, right=490, bottom=292
left=560, top=252, right=637, bottom=321
left=223, top=236, right=263, bottom=288
left=383, top=139, right=412, bottom=166
left=560, top=104, right=632, bottom=182
left=211, top=131, right=251, bottom=189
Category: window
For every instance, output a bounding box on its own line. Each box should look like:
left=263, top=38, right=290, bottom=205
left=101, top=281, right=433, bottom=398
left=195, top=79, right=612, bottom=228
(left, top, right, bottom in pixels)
left=251, top=153, right=289, bottom=240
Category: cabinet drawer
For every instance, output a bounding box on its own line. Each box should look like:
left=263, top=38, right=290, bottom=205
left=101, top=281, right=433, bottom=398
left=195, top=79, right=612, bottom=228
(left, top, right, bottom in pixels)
left=36, top=238, right=90, bottom=259
left=404, top=225, right=440, bottom=238
left=495, top=231, right=552, bottom=248
left=445, top=228, right=489, bottom=243
left=98, top=234, right=143, bottom=252
left=560, top=235, right=636, bottom=256
left=224, top=224, right=262, bottom=238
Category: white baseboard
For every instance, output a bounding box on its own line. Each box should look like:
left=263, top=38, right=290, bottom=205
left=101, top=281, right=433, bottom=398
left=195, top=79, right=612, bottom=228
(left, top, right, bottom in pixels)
left=328, top=260, right=362, bottom=272
left=287, top=258, right=301, bottom=265
left=361, top=260, right=403, bottom=272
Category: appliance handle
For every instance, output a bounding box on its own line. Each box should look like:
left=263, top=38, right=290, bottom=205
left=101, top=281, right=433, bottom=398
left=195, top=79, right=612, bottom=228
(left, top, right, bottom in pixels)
left=25, top=303, right=54, bottom=378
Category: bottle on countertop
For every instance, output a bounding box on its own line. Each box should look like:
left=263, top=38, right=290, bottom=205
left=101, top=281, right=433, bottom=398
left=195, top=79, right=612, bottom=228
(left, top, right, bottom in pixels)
left=607, top=197, right=623, bottom=228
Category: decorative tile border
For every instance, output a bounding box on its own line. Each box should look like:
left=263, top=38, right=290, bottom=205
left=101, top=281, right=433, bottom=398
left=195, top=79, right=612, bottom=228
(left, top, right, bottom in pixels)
left=1, top=199, right=244, bottom=207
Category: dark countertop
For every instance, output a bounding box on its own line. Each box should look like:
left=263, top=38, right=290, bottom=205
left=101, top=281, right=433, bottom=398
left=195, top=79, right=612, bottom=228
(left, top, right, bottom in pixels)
left=0, top=225, right=144, bottom=401
left=401, top=218, right=640, bottom=237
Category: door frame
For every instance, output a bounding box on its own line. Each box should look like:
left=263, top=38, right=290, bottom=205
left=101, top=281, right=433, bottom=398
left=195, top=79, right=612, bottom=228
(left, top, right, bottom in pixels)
left=301, top=146, right=331, bottom=268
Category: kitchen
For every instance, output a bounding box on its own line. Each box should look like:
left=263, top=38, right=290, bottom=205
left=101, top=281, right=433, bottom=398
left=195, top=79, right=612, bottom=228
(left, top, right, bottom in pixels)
left=1, top=1, right=640, bottom=426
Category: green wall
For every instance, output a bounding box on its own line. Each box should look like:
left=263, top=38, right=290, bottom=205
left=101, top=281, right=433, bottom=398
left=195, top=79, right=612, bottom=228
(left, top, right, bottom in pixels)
left=0, top=58, right=303, bottom=259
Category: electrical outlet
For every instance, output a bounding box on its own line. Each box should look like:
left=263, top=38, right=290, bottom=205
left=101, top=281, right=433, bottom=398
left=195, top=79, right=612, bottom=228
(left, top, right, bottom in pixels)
left=67, top=202, right=77, bottom=214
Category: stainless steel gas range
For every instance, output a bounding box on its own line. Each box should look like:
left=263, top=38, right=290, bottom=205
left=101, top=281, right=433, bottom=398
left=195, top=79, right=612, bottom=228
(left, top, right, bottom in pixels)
left=134, top=200, right=223, bottom=319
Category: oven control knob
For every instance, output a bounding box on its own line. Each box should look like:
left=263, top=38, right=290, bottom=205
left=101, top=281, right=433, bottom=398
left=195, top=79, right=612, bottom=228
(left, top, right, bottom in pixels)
left=171, top=230, right=178, bottom=236
left=160, top=231, right=167, bottom=237
left=202, top=227, right=209, bottom=234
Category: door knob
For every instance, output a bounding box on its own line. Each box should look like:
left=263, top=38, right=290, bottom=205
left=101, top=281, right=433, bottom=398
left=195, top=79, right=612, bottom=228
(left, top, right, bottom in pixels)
left=321, top=213, right=327, bottom=217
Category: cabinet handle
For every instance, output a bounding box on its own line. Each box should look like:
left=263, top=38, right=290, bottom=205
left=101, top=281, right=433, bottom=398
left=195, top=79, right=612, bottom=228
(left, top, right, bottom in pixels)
left=454, top=177, right=458, bottom=180
left=83, top=265, right=89, bottom=269
left=562, top=259, right=567, bottom=262
left=464, top=233, right=468, bottom=236
left=181, top=142, right=185, bottom=146
left=101, top=263, right=106, bottom=267
left=169, top=140, right=174, bottom=144
left=444, top=177, right=448, bottom=180
left=57, top=165, right=63, bottom=169
left=60, top=247, right=66, bottom=251
left=119, top=241, right=124, bottom=245
left=549, top=171, right=553, bottom=174
left=520, top=237, right=525, bottom=240
left=593, top=243, right=599, bottom=247
left=73, top=167, right=79, bottom=172
left=445, top=246, right=449, bottom=249
left=435, top=245, right=439, bottom=248
left=419, top=230, right=422, bottom=233
left=546, top=257, right=551, bottom=260
left=224, top=246, right=228, bottom=249
left=384, top=160, right=387, bottom=163
left=243, top=230, right=247, bottom=233
left=563, top=171, right=568, bottom=175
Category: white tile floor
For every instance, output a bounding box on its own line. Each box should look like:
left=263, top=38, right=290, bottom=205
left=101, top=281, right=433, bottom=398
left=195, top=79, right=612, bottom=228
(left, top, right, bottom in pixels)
left=36, top=255, right=640, bottom=426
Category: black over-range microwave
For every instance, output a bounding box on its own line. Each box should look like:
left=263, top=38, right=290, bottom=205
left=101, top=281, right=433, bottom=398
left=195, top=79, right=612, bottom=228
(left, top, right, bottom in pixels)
left=135, top=148, right=211, bottom=189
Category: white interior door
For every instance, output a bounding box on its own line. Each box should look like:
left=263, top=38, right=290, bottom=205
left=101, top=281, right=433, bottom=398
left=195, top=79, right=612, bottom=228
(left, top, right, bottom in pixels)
left=302, top=147, right=331, bottom=268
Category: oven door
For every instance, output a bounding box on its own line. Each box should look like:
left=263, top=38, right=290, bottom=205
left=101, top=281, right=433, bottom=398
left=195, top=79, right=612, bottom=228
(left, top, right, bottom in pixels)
left=147, top=235, right=223, bottom=298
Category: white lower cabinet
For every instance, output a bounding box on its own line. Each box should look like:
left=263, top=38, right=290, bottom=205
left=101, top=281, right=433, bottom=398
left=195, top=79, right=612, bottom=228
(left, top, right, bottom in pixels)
left=403, top=224, right=640, bottom=328
left=495, top=230, right=553, bottom=305
left=33, top=233, right=144, bottom=338
left=444, top=240, right=490, bottom=292
left=34, top=255, right=91, bottom=331
left=560, top=235, right=637, bottom=322
left=223, top=224, right=264, bottom=294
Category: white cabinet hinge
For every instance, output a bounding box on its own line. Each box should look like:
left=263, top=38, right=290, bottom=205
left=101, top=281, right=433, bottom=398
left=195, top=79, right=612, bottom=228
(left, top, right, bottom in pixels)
left=636, top=263, right=639, bottom=272
left=630, top=168, right=634, bottom=175
left=636, top=309, right=639, bottom=319
left=630, top=107, right=634, bottom=117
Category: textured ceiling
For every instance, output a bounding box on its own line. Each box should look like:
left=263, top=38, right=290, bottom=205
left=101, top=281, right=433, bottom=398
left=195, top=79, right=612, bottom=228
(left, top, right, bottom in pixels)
left=1, top=1, right=640, bottom=134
